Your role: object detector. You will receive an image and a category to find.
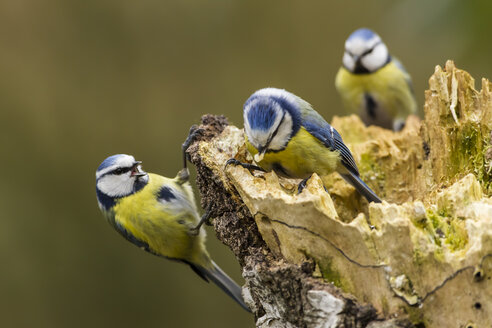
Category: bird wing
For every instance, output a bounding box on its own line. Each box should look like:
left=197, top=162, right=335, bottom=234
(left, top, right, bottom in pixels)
left=156, top=181, right=201, bottom=226
left=392, top=56, right=415, bottom=95
left=111, top=174, right=201, bottom=261
left=112, top=217, right=153, bottom=253
left=299, top=102, right=360, bottom=176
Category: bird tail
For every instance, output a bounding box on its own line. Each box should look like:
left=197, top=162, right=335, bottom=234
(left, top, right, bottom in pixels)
left=189, top=261, right=251, bottom=312
left=340, top=171, right=382, bottom=203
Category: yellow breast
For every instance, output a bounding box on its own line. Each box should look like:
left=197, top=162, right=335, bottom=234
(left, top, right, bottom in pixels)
left=246, top=127, right=341, bottom=179
left=335, top=61, right=416, bottom=121
left=112, top=173, right=210, bottom=266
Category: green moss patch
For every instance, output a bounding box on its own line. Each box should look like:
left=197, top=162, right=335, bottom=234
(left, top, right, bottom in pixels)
left=449, top=123, right=492, bottom=194
left=410, top=209, right=468, bottom=254
left=358, top=152, right=386, bottom=193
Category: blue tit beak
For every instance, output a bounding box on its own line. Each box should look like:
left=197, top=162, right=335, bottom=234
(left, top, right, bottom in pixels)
left=131, top=161, right=147, bottom=177
left=353, top=55, right=367, bottom=73
left=254, top=147, right=266, bottom=163
left=353, top=55, right=360, bottom=65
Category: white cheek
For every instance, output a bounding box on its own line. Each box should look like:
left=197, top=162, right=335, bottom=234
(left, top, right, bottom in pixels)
left=342, top=52, right=355, bottom=71
left=97, top=174, right=135, bottom=197
left=268, top=113, right=293, bottom=151
left=361, top=43, right=388, bottom=72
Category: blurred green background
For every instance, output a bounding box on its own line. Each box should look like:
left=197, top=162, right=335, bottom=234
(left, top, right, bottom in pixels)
left=1, top=0, right=491, bottom=327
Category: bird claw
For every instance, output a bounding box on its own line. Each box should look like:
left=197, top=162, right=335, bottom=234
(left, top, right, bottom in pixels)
left=188, top=227, right=200, bottom=236
left=182, top=125, right=205, bottom=169
left=225, top=158, right=266, bottom=172
left=190, top=205, right=213, bottom=236
left=297, top=176, right=311, bottom=194
left=176, top=168, right=190, bottom=184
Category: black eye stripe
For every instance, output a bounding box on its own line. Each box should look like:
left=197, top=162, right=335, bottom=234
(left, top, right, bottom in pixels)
left=361, top=41, right=382, bottom=57
left=362, top=47, right=374, bottom=56
left=347, top=41, right=382, bottom=59
left=264, top=111, right=286, bottom=150
left=113, top=167, right=132, bottom=175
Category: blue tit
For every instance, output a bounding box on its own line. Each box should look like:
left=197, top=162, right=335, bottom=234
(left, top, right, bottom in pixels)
left=335, top=28, right=417, bottom=131
left=235, top=87, right=381, bottom=203
left=95, top=154, right=250, bottom=312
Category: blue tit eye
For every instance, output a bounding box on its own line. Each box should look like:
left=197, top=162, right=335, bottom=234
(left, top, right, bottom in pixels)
left=113, top=168, right=124, bottom=175
left=113, top=167, right=130, bottom=175
left=363, top=41, right=381, bottom=56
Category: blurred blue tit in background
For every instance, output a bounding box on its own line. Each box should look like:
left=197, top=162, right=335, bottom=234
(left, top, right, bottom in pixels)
left=230, top=88, right=381, bottom=204
left=335, top=28, right=417, bottom=131
left=95, top=154, right=250, bottom=312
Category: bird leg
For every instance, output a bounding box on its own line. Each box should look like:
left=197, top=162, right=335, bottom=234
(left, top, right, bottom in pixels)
left=176, top=168, right=190, bottom=185
left=225, top=158, right=266, bottom=173
left=297, top=175, right=313, bottom=194
left=189, top=204, right=213, bottom=236
left=182, top=125, right=205, bottom=170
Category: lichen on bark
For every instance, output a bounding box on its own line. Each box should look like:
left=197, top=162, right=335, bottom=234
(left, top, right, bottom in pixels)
left=186, top=61, right=492, bottom=328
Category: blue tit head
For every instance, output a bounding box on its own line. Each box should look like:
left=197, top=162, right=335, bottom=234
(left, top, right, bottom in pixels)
left=95, top=154, right=149, bottom=211
left=243, top=88, right=301, bottom=161
left=342, top=28, right=390, bottom=74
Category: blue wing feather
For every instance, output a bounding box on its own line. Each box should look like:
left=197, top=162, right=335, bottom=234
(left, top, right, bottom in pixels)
left=299, top=104, right=359, bottom=176
left=331, top=128, right=359, bottom=176
left=393, top=57, right=415, bottom=95
left=114, top=221, right=152, bottom=252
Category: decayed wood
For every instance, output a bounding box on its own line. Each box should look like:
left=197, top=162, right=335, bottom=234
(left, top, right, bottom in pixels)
left=186, top=61, right=492, bottom=328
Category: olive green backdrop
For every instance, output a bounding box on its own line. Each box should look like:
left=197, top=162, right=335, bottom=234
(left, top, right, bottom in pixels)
left=1, top=1, right=491, bottom=327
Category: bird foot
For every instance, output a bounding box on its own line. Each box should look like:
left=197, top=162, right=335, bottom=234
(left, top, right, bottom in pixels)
left=297, top=174, right=315, bottom=194
left=182, top=125, right=205, bottom=169
left=225, top=158, right=266, bottom=172
left=189, top=205, right=213, bottom=236
left=189, top=226, right=200, bottom=236
left=297, top=177, right=310, bottom=194
left=176, top=168, right=190, bottom=184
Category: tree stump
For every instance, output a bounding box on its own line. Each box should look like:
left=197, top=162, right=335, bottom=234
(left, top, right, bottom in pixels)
left=186, top=61, right=492, bottom=328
